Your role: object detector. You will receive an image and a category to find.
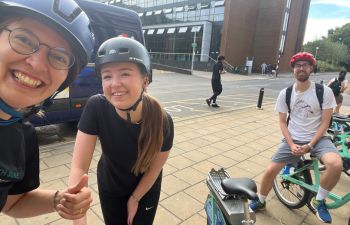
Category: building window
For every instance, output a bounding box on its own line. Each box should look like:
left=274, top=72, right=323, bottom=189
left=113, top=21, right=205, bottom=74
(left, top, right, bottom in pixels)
left=175, top=6, right=184, bottom=12
left=145, top=11, right=153, bottom=16
left=147, top=29, right=155, bottom=35
left=187, top=5, right=197, bottom=11
left=178, top=27, right=188, bottom=33
left=214, top=7, right=224, bottom=14
left=191, top=26, right=201, bottom=32
left=214, top=0, right=225, bottom=7
left=199, top=3, right=210, bottom=9
left=154, top=10, right=162, bottom=15
left=167, top=27, right=176, bottom=34
left=163, top=8, right=173, bottom=14
left=214, top=14, right=224, bottom=21
left=156, top=28, right=165, bottom=34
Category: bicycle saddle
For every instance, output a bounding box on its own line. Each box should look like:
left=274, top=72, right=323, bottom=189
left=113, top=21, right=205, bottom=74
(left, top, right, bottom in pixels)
left=221, top=178, right=258, bottom=200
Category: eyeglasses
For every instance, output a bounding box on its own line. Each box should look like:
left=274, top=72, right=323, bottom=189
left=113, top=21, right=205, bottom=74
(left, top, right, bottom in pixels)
left=294, top=63, right=311, bottom=69
left=3, top=28, right=75, bottom=70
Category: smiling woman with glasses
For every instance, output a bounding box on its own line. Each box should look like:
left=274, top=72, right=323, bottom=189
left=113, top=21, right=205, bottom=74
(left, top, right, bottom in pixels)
left=0, top=0, right=95, bottom=221
left=4, top=28, right=75, bottom=70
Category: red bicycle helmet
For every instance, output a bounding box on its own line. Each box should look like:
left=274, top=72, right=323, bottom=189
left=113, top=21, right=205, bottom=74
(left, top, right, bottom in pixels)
left=290, top=52, right=317, bottom=68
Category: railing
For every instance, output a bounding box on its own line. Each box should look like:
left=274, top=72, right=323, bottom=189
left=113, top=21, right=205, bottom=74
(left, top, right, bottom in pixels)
left=149, top=52, right=237, bottom=73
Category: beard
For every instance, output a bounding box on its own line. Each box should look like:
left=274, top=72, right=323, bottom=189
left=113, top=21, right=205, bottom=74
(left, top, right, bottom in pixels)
left=295, top=72, right=310, bottom=82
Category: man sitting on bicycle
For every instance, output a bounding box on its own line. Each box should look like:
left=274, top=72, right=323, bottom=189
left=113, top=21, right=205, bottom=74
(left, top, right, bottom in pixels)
left=249, top=52, right=343, bottom=223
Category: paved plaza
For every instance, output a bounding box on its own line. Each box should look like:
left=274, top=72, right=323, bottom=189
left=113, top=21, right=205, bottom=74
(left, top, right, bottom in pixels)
left=0, top=73, right=349, bottom=225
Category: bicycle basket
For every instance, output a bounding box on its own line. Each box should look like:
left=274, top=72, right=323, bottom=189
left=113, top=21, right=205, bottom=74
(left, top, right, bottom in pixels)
left=207, top=168, right=231, bottom=200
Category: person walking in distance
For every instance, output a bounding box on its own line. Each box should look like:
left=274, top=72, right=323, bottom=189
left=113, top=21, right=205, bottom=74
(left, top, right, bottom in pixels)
left=327, top=70, right=348, bottom=114
left=0, top=0, right=94, bottom=219
left=261, top=62, right=267, bottom=75
left=249, top=52, right=342, bottom=224
left=206, top=55, right=226, bottom=107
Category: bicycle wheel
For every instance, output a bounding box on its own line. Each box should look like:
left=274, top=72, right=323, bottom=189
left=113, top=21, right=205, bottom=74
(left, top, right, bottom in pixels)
left=273, top=168, right=313, bottom=209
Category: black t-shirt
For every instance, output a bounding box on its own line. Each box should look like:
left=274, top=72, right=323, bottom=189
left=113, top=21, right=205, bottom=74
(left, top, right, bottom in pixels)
left=78, top=94, right=174, bottom=197
left=212, top=61, right=224, bottom=82
left=0, top=122, right=40, bottom=211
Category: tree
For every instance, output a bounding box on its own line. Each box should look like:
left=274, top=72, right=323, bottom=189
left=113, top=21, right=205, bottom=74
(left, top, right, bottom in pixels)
left=329, top=23, right=350, bottom=49
left=303, top=23, right=350, bottom=70
left=304, top=39, right=350, bottom=65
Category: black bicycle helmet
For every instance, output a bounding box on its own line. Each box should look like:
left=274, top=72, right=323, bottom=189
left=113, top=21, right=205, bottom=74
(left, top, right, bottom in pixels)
left=96, top=37, right=152, bottom=123
left=96, top=37, right=151, bottom=81
left=0, top=0, right=95, bottom=91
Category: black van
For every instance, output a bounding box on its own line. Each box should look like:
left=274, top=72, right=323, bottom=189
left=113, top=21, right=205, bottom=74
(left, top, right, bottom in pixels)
left=29, top=0, right=145, bottom=126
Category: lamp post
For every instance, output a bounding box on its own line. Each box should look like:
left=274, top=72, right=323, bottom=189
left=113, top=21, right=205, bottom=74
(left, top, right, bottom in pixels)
left=315, top=46, right=319, bottom=60
left=191, top=31, right=197, bottom=74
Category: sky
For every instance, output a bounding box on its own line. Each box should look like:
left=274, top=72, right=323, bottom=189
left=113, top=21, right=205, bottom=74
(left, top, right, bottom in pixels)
left=304, top=0, right=350, bottom=44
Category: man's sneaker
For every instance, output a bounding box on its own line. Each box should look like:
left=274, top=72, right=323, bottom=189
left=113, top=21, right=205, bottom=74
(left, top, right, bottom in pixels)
left=311, top=197, right=332, bottom=223
left=211, top=103, right=220, bottom=108
left=206, top=99, right=211, bottom=107
left=249, top=199, right=266, bottom=212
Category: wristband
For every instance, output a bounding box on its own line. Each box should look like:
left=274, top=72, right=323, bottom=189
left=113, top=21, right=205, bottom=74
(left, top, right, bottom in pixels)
left=53, top=190, right=60, bottom=211
left=131, top=194, right=140, bottom=202
left=307, top=143, right=314, bottom=150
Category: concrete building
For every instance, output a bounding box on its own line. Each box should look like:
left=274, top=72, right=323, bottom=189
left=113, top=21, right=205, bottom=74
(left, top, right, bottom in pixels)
left=94, top=0, right=310, bottom=72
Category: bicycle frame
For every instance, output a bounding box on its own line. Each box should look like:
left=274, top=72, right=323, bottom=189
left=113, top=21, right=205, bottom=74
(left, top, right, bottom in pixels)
left=331, top=122, right=350, bottom=162
left=280, top=158, right=350, bottom=209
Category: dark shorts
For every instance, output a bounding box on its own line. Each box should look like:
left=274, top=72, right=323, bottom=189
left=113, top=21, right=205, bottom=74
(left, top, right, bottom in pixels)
left=272, top=136, right=338, bottom=165
left=335, top=94, right=343, bottom=104
left=211, top=80, right=222, bottom=93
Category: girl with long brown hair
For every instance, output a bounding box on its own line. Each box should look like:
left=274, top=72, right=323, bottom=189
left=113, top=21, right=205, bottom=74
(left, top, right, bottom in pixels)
left=69, top=37, right=174, bottom=225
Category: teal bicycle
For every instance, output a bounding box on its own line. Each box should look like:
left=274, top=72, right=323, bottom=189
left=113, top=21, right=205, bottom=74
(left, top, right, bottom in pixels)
left=272, top=114, right=350, bottom=215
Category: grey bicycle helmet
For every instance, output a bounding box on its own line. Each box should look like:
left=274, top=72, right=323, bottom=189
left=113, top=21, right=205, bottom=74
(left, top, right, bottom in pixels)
left=96, top=37, right=151, bottom=81
left=0, top=0, right=95, bottom=91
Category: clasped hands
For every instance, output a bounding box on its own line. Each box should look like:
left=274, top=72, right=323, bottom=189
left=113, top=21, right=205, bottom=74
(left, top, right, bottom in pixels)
left=290, top=143, right=311, bottom=156
left=55, top=174, right=92, bottom=220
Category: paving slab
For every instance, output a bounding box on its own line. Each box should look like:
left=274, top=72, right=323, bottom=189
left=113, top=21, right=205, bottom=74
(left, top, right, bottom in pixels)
left=1, top=103, right=349, bottom=225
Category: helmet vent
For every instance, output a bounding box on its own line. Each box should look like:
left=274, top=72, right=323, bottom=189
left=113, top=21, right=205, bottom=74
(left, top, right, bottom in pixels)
left=98, top=49, right=106, bottom=56
left=118, top=48, right=130, bottom=54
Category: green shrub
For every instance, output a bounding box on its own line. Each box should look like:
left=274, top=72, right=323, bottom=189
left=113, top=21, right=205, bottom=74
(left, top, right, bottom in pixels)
left=317, top=60, right=346, bottom=72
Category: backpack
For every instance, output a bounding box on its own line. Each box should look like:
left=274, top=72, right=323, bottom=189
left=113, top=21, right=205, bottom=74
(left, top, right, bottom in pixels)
left=285, top=83, right=324, bottom=125
left=329, top=78, right=341, bottom=96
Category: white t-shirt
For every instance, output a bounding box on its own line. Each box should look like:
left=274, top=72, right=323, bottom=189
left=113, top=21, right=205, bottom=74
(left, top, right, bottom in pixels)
left=275, top=83, right=336, bottom=141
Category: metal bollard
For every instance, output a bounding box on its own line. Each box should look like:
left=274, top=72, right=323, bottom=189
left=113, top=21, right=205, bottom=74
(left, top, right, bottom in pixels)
left=257, top=88, right=264, bottom=109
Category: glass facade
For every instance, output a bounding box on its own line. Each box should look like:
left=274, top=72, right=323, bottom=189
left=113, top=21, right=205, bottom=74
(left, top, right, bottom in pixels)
left=97, top=0, right=225, bottom=61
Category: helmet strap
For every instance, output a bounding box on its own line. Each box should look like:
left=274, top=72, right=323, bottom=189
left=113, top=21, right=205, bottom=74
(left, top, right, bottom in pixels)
left=118, top=90, right=144, bottom=123
left=0, top=99, right=23, bottom=126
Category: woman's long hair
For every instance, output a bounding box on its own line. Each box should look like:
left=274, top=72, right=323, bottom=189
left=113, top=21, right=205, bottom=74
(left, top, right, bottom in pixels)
left=132, top=93, right=169, bottom=175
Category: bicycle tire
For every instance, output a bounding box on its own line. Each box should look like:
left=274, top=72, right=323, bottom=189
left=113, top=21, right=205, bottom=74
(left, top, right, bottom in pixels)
left=273, top=168, right=313, bottom=209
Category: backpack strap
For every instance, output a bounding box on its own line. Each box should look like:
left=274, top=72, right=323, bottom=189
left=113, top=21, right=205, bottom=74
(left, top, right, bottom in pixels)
left=285, top=85, right=293, bottom=125
left=315, top=83, right=324, bottom=110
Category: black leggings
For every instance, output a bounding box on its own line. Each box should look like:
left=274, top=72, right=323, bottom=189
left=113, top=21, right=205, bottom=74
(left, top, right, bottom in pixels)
left=209, top=80, right=222, bottom=103
left=99, top=181, right=161, bottom=225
